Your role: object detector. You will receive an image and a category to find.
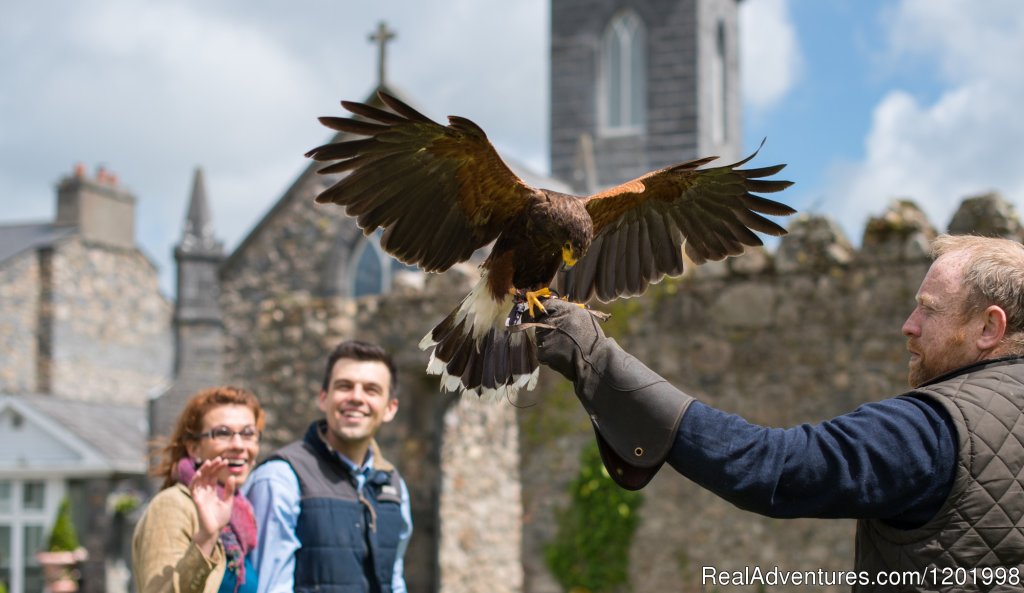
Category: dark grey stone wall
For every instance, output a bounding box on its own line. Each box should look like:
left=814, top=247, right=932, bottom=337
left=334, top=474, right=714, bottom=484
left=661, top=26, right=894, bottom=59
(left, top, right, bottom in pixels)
left=523, top=244, right=923, bottom=592
left=519, top=194, right=1023, bottom=593
left=551, top=0, right=741, bottom=190
left=151, top=321, right=225, bottom=439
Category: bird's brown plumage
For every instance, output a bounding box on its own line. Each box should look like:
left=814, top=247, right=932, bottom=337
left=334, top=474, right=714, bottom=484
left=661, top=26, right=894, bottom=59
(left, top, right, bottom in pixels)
left=563, top=146, right=795, bottom=302
left=310, top=94, right=537, bottom=274
left=306, top=92, right=796, bottom=398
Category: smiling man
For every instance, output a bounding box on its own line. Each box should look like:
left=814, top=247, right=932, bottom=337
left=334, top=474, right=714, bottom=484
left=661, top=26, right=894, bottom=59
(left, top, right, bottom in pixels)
left=533, top=234, right=1024, bottom=592
left=243, top=340, right=412, bottom=593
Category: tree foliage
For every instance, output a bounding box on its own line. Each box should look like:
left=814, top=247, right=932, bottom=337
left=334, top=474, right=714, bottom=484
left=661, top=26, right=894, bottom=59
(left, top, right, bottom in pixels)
left=47, top=497, right=80, bottom=552
left=544, top=442, right=644, bottom=592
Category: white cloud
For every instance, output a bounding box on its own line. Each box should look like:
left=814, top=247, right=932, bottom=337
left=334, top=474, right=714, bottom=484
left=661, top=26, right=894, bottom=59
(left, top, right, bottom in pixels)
left=739, top=0, right=803, bottom=111
left=1, top=1, right=330, bottom=278
left=885, top=0, right=1024, bottom=85
left=824, top=0, right=1024, bottom=239
left=0, top=0, right=547, bottom=295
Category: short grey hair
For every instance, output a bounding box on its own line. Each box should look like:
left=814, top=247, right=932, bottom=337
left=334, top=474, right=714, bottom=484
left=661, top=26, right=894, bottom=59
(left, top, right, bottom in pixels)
left=931, top=234, right=1024, bottom=355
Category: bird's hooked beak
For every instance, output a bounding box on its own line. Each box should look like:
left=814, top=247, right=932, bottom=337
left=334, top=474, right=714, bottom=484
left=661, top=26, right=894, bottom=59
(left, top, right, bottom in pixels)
left=562, top=243, right=578, bottom=269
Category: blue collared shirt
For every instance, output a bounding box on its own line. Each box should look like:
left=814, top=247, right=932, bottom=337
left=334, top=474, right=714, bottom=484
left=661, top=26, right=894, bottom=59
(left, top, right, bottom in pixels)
left=242, top=448, right=412, bottom=593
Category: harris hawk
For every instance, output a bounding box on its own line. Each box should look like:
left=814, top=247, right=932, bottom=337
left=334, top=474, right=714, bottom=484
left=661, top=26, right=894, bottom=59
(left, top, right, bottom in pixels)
left=306, top=92, right=796, bottom=398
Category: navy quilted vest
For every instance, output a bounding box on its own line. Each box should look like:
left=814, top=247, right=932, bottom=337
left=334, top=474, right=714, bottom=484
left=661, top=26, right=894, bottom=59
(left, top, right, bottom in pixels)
left=270, top=422, right=406, bottom=593
left=855, top=357, right=1024, bottom=592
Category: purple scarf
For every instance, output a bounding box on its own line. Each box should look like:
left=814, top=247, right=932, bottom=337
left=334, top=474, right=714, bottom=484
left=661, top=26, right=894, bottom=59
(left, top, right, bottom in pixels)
left=175, top=457, right=257, bottom=592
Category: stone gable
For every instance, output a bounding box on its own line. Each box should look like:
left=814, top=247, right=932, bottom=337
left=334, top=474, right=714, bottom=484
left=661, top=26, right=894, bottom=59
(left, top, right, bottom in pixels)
left=47, top=238, right=172, bottom=404
left=0, top=234, right=172, bottom=405
left=0, top=248, right=42, bottom=393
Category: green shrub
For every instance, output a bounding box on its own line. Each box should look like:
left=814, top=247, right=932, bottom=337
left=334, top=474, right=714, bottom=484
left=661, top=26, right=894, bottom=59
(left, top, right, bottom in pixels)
left=111, top=492, right=141, bottom=515
left=47, top=497, right=80, bottom=552
left=544, top=442, right=644, bottom=593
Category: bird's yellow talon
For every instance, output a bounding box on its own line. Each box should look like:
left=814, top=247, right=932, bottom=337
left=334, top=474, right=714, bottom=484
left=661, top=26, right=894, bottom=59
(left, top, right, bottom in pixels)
left=524, top=288, right=553, bottom=317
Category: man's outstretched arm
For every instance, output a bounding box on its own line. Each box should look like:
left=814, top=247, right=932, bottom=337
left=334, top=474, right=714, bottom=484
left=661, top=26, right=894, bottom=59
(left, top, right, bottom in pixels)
left=535, top=298, right=956, bottom=524
left=671, top=397, right=956, bottom=525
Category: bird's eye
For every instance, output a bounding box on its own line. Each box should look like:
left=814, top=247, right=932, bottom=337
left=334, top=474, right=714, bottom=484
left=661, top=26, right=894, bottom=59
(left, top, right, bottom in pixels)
left=561, top=241, right=579, bottom=268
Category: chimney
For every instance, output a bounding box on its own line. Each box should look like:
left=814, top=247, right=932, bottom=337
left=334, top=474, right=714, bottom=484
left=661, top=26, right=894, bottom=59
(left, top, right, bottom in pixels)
left=55, top=163, right=136, bottom=250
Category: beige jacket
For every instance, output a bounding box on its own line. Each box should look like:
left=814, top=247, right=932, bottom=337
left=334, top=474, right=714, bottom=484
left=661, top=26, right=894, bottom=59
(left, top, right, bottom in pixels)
left=132, top=484, right=226, bottom=593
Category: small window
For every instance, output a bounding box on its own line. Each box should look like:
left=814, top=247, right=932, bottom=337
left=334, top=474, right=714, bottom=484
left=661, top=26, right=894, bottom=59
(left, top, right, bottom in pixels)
left=347, top=230, right=422, bottom=297
left=21, top=482, right=44, bottom=512
left=710, top=20, right=728, bottom=145
left=0, top=524, right=10, bottom=592
left=353, top=239, right=385, bottom=297
left=0, top=479, right=62, bottom=593
left=23, top=526, right=43, bottom=561
left=23, top=525, right=44, bottom=592
left=350, top=230, right=398, bottom=298
left=0, top=524, right=10, bottom=567
left=599, top=11, right=647, bottom=135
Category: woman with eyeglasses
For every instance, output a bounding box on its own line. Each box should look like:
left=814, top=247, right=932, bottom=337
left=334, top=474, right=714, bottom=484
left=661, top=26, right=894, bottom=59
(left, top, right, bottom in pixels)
left=132, top=386, right=265, bottom=593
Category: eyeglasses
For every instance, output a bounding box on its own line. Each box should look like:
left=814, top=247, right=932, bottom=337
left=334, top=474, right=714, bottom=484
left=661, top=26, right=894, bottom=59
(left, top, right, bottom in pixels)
left=194, top=426, right=261, bottom=443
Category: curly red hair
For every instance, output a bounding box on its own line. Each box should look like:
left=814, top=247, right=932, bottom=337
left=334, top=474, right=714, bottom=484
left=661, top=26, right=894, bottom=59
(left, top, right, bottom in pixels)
left=152, top=386, right=265, bottom=489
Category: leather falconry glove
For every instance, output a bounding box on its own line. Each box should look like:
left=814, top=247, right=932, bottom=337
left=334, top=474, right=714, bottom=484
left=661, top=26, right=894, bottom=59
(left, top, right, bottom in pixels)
left=532, top=298, right=694, bottom=490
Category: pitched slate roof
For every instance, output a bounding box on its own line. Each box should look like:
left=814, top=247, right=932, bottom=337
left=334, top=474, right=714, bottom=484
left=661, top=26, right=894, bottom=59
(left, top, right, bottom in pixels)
left=3, top=395, right=147, bottom=474
left=0, top=222, right=76, bottom=265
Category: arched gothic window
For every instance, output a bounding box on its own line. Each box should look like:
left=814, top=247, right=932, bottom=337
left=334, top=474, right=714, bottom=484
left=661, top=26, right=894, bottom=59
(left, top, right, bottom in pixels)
left=347, top=231, right=420, bottom=297
left=350, top=232, right=390, bottom=297
left=599, top=11, right=647, bottom=135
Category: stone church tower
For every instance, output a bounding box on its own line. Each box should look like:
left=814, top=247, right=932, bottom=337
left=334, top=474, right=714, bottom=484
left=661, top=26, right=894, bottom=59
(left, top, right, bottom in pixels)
left=150, top=169, right=226, bottom=437
left=172, top=168, right=225, bottom=384
left=550, top=0, right=742, bottom=193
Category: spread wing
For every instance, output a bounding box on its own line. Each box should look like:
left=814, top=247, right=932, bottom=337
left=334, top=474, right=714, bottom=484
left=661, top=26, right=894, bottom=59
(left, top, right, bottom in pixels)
left=306, top=92, right=538, bottom=272
left=562, top=144, right=795, bottom=302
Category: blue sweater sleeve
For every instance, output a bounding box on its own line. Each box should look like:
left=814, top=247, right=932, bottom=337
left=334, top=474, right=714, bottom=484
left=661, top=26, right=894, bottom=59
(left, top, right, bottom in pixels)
left=666, top=396, right=957, bottom=527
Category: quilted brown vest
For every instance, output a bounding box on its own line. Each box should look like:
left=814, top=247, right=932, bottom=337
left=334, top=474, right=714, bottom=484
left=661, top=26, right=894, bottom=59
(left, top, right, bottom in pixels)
left=854, top=357, right=1024, bottom=592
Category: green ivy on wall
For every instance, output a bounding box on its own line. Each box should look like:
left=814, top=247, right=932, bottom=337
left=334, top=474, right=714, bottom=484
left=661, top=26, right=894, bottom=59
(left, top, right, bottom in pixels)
left=544, top=441, right=644, bottom=593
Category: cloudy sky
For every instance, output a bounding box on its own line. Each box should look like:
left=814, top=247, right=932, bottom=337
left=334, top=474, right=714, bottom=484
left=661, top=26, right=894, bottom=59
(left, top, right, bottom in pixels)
left=2, top=0, right=1022, bottom=297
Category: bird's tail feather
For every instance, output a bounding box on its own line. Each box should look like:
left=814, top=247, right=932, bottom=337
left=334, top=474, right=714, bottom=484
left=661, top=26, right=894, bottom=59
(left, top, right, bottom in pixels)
left=424, top=325, right=539, bottom=400
left=420, top=275, right=539, bottom=400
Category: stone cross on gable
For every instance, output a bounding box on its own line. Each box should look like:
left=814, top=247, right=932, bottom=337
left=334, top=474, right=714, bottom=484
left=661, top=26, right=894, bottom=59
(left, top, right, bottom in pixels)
left=370, top=21, right=396, bottom=88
